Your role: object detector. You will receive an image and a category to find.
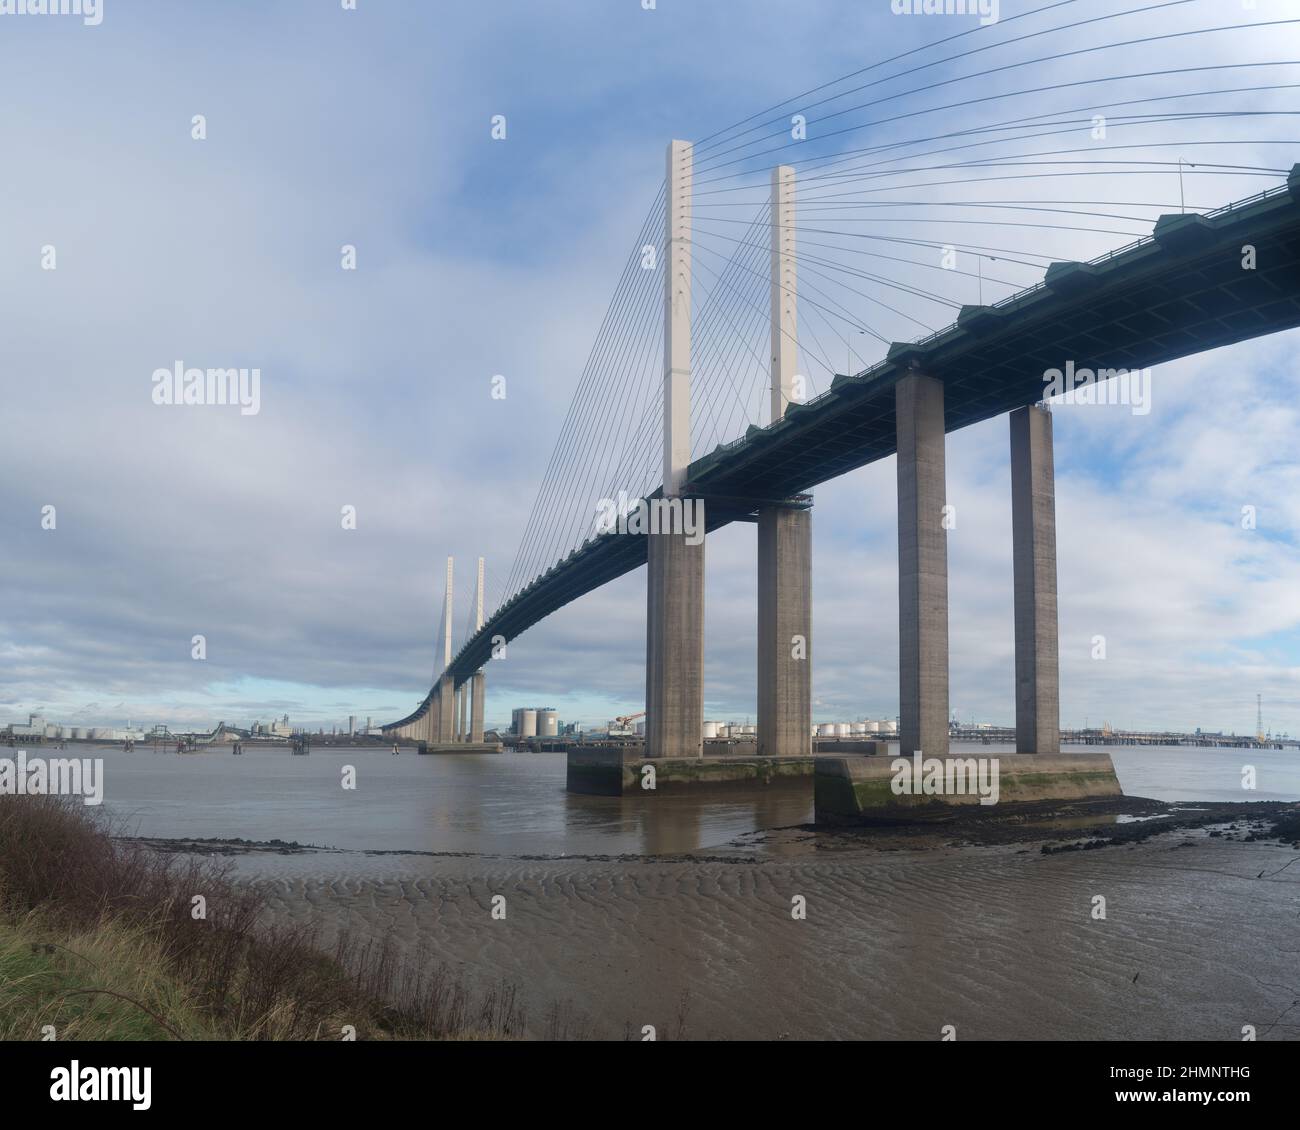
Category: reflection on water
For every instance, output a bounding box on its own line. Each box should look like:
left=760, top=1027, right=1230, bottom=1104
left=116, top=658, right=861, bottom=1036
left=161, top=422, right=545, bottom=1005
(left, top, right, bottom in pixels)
left=91, top=746, right=812, bottom=856
left=85, top=741, right=1298, bottom=857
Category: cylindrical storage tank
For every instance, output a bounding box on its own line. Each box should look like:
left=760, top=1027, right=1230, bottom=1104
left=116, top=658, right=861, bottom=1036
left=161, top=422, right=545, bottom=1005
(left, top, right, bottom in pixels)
left=850, top=722, right=866, bottom=734
left=71, top=727, right=85, bottom=740
left=832, top=723, right=849, bottom=737
left=538, top=709, right=558, bottom=737
left=742, top=725, right=756, bottom=735
left=702, top=721, right=719, bottom=739
left=817, top=723, right=836, bottom=737
left=517, top=709, right=537, bottom=738
left=718, top=725, right=733, bottom=738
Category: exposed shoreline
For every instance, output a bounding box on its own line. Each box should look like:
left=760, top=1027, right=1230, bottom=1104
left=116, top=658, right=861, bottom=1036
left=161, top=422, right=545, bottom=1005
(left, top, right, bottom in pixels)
left=119, top=796, right=1300, bottom=859
left=129, top=799, right=1300, bottom=1041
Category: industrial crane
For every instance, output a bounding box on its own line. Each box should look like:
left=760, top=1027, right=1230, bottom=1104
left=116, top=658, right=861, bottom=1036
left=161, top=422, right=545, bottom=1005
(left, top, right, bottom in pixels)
left=608, top=711, right=646, bottom=737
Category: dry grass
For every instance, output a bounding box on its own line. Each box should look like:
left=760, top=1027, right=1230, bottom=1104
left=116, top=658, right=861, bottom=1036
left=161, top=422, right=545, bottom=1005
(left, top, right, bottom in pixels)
left=0, top=796, right=592, bottom=1040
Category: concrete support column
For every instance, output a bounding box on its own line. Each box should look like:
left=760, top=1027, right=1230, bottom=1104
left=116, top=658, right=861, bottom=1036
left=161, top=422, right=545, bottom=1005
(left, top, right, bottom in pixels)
left=459, top=682, right=470, bottom=741
left=1010, top=404, right=1061, bottom=754
left=646, top=530, right=705, bottom=758
left=437, top=674, right=454, bottom=743
left=755, top=164, right=809, bottom=758
left=757, top=506, right=811, bottom=757
left=471, top=671, right=485, bottom=743
left=645, top=137, right=705, bottom=760
left=426, top=696, right=438, bottom=744
left=896, top=372, right=950, bottom=759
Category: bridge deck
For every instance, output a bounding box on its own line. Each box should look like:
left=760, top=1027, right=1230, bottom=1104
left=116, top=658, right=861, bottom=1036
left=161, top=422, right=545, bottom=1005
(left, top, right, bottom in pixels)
left=387, top=172, right=1300, bottom=732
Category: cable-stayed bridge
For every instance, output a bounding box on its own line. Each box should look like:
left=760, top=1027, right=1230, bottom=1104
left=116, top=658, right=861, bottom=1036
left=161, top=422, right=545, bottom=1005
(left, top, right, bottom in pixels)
left=384, top=4, right=1300, bottom=755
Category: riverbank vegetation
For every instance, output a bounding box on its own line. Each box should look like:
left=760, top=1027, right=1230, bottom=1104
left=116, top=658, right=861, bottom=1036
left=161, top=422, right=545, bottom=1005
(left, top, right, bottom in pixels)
left=0, top=796, right=535, bottom=1040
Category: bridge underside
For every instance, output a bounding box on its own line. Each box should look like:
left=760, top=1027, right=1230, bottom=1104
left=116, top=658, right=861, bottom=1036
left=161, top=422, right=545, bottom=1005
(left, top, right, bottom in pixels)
left=386, top=175, right=1300, bottom=733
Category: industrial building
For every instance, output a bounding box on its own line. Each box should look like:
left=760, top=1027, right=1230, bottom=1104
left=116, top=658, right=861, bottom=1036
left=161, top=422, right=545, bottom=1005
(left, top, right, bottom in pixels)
left=511, top=707, right=559, bottom=738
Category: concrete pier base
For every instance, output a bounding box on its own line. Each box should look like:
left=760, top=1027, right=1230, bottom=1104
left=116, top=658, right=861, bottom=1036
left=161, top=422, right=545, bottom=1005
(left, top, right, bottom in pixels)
left=568, top=746, right=817, bottom=796
left=815, top=752, right=1121, bottom=823
left=757, top=505, right=812, bottom=757
left=1011, top=404, right=1061, bottom=755
left=645, top=529, right=705, bottom=758
left=419, top=740, right=503, bottom=755
left=896, top=372, right=950, bottom=759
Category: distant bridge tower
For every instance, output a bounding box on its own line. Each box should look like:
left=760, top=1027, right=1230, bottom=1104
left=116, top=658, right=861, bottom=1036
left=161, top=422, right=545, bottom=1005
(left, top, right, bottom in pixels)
left=431, top=556, right=454, bottom=744
left=471, top=557, right=486, bottom=742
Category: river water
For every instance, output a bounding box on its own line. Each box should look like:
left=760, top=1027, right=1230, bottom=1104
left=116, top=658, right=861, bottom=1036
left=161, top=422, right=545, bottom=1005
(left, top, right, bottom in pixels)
left=64, top=741, right=1300, bottom=1040
left=83, top=741, right=1300, bottom=856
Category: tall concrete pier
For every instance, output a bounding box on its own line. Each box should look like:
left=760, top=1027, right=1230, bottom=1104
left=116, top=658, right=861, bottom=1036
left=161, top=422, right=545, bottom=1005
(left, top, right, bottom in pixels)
left=645, top=139, right=705, bottom=759
left=470, top=671, right=485, bottom=743
left=646, top=531, right=705, bottom=758
left=1010, top=404, right=1061, bottom=754
left=896, top=372, right=949, bottom=758
left=757, top=507, right=811, bottom=756
left=757, top=164, right=811, bottom=758
left=437, top=674, right=454, bottom=742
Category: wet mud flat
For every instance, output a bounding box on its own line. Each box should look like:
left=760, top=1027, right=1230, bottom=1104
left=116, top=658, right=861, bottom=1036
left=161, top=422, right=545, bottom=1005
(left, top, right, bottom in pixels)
left=780, top=796, right=1300, bottom=853
left=127, top=800, right=1300, bottom=1041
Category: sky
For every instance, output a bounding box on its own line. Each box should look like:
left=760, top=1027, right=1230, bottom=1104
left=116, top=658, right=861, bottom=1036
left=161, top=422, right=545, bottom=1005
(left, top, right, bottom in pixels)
left=2, top=0, right=1299, bottom=737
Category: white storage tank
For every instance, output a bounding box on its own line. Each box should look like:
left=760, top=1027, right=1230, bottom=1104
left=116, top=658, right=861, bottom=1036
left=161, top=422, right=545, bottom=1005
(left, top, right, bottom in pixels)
left=514, top=708, right=538, bottom=738
left=817, top=723, right=836, bottom=737
left=742, top=725, right=756, bottom=736
left=703, top=721, right=719, bottom=739
left=835, top=723, right=851, bottom=737
left=538, top=709, right=559, bottom=737
left=850, top=722, right=866, bottom=735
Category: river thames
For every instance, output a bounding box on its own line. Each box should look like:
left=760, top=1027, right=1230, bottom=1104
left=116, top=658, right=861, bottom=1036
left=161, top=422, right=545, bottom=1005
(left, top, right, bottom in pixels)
left=79, top=742, right=1300, bottom=1040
